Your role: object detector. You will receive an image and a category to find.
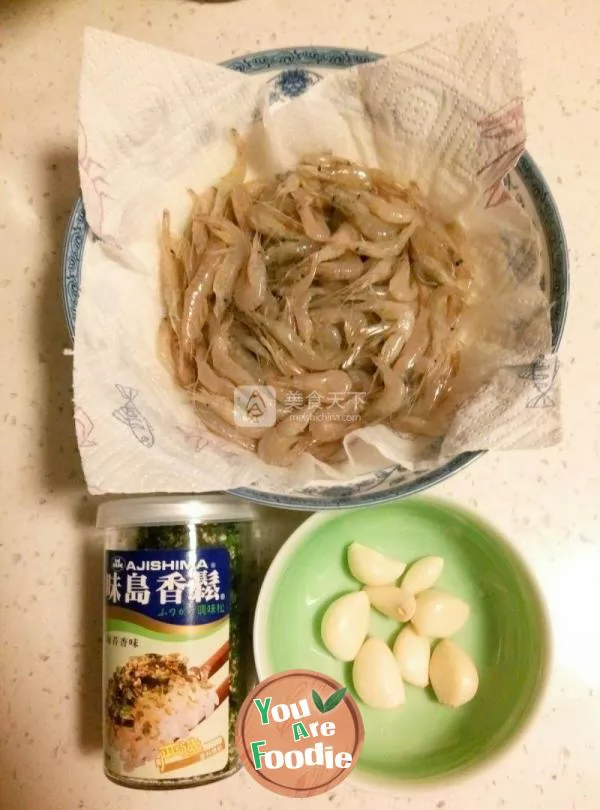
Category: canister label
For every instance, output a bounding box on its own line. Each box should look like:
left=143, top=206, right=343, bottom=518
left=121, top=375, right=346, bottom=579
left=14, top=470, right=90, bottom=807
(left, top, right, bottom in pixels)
left=103, top=549, right=230, bottom=781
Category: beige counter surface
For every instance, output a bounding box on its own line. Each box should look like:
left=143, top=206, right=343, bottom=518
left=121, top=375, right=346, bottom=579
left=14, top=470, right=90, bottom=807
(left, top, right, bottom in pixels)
left=1, top=0, right=599, bottom=808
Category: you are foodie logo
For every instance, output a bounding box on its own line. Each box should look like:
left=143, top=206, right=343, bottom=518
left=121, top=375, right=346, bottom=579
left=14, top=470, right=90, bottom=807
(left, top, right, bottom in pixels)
left=236, top=670, right=364, bottom=797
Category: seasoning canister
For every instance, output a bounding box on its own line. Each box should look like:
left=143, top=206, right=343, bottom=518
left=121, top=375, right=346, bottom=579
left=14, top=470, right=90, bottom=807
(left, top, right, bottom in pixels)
left=97, top=495, right=255, bottom=789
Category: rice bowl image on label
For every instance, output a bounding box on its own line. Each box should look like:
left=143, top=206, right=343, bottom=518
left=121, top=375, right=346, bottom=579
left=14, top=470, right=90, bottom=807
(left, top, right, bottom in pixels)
left=105, top=653, right=224, bottom=772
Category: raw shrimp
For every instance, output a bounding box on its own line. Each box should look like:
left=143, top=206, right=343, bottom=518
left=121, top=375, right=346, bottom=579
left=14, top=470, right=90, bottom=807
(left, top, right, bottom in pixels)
left=292, top=187, right=331, bottom=242
left=179, top=236, right=196, bottom=287
left=177, top=347, right=197, bottom=388
left=194, top=405, right=257, bottom=453
left=410, top=225, right=472, bottom=293
left=204, top=310, right=220, bottom=347
left=393, top=308, right=430, bottom=375
left=369, top=169, right=414, bottom=198
left=232, top=328, right=272, bottom=363
left=309, top=418, right=355, bottom=443
left=300, top=163, right=373, bottom=191
left=159, top=210, right=183, bottom=332
left=281, top=370, right=353, bottom=397
left=389, top=255, right=418, bottom=301
left=347, top=368, right=373, bottom=393
left=379, top=311, right=416, bottom=366
left=287, top=288, right=312, bottom=343
left=344, top=285, right=391, bottom=302
left=210, top=319, right=256, bottom=386
left=342, top=339, right=369, bottom=370
left=257, top=431, right=312, bottom=466
left=249, top=202, right=302, bottom=240
left=316, top=252, right=364, bottom=281
left=265, top=238, right=318, bottom=267
left=370, top=300, right=417, bottom=323
left=190, top=389, right=267, bottom=439
left=420, top=354, right=457, bottom=413
left=230, top=339, right=265, bottom=383
left=195, top=346, right=236, bottom=397
left=257, top=406, right=314, bottom=466
left=285, top=255, right=318, bottom=342
left=428, top=288, right=451, bottom=357
left=314, top=323, right=344, bottom=354
left=314, top=241, right=349, bottom=263
left=157, top=318, right=177, bottom=380
left=161, top=144, right=484, bottom=466
left=364, top=365, right=408, bottom=421
left=357, top=220, right=419, bottom=258
left=357, top=191, right=416, bottom=224
left=275, top=172, right=301, bottom=197
left=331, top=221, right=361, bottom=245
left=313, top=222, right=361, bottom=263
left=259, top=317, right=343, bottom=371
left=345, top=257, right=394, bottom=294
left=412, top=255, right=460, bottom=290
left=342, top=311, right=369, bottom=344
left=389, top=413, right=447, bottom=438
left=230, top=184, right=252, bottom=233
left=180, top=240, right=222, bottom=357
left=308, top=439, right=347, bottom=464
left=414, top=217, right=459, bottom=256
left=330, top=190, right=398, bottom=241
left=234, top=234, right=267, bottom=313
left=309, top=397, right=362, bottom=442
left=300, top=152, right=346, bottom=168
left=209, top=220, right=250, bottom=318
left=254, top=328, right=304, bottom=377
left=187, top=186, right=216, bottom=274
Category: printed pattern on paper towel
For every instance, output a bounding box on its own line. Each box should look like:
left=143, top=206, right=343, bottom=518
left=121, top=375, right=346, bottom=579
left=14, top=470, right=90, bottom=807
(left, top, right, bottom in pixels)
left=478, top=100, right=526, bottom=209
left=74, top=406, right=97, bottom=448
left=112, top=384, right=155, bottom=447
left=518, top=356, right=559, bottom=408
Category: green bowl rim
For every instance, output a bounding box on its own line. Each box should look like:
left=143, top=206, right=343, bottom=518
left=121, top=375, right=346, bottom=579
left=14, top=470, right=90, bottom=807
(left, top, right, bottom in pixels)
left=252, top=496, right=553, bottom=794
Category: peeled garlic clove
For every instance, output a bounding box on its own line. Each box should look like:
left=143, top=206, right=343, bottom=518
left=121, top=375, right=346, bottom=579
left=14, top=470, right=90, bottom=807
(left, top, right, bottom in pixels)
left=347, top=543, right=406, bottom=586
left=393, top=625, right=431, bottom=688
left=411, top=589, right=469, bottom=638
left=363, top=585, right=416, bottom=621
left=353, top=638, right=405, bottom=709
left=402, top=556, right=444, bottom=594
left=430, top=640, right=479, bottom=707
left=321, top=591, right=370, bottom=662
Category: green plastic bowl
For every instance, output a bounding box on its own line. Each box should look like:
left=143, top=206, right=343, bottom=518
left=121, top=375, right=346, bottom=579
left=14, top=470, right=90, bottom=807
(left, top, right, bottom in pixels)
left=253, top=498, right=551, bottom=792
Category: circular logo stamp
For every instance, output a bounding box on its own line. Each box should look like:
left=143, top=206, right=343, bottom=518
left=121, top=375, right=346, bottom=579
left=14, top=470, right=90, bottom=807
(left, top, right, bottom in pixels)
left=236, top=670, right=364, bottom=798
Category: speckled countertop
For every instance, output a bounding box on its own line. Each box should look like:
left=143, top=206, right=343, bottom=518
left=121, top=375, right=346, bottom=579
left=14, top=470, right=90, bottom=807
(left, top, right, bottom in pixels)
left=1, top=0, right=599, bottom=808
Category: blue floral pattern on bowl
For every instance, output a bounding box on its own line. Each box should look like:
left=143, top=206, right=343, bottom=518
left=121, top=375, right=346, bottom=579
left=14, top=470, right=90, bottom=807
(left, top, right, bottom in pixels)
left=267, top=68, right=322, bottom=105
left=62, top=47, right=569, bottom=510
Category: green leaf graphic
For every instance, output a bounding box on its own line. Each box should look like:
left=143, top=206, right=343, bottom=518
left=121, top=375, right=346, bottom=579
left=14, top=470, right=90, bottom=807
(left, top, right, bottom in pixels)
left=323, top=687, right=347, bottom=713
left=312, top=689, right=325, bottom=713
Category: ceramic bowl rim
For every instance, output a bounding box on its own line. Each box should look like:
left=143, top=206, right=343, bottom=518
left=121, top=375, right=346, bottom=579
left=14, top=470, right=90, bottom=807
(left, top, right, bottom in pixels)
left=252, top=497, right=553, bottom=794
left=61, top=44, right=569, bottom=511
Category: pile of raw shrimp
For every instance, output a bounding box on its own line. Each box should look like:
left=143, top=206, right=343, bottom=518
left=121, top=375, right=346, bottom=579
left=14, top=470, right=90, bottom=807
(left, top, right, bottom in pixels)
left=158, top=132, right=478, bottom=468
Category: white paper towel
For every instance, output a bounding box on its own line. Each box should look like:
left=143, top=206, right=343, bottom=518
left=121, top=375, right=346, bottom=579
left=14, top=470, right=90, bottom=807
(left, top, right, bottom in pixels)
left=74, top=18, right=560, bottom=495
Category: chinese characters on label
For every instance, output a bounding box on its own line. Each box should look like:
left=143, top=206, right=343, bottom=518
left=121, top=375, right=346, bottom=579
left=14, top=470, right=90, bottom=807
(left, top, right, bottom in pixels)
left=105, top=568, right=223, bottom=606
left=105, top=633, right=140, bottom=648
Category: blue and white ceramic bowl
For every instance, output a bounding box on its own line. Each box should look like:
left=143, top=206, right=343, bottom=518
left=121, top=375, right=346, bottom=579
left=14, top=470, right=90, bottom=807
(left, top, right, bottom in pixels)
left=62, top=46, right=569, bottom=510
